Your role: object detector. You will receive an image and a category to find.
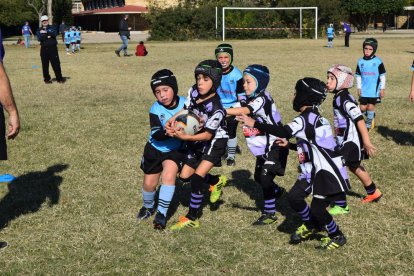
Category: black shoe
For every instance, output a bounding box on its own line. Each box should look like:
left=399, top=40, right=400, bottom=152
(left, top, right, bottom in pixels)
left=57, top=78, right=66, bottom=84
left=226, top=157, right=235, bottom=166
left=44, top=80, right=53, bottom=84
left=124, top=54, right=132, bottom=57
left=290, top=224, right=316, bottom=244
left=275, top=187, right=286, bottom=199
left=0, top=241, right=8, bottom=249
left=236, top=145, right=242, bottom=154
left=252, top=213, right=278, bottom=225
left=136, top=206, right=155, bottom=220
left=115, top=50, right=120, bottom=57
left=316, top=233, right=347, bottom=250
left=153, top=212, right=167, bottom=230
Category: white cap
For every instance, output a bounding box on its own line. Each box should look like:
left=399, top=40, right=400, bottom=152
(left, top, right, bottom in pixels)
left=41, top=15, right=49, bottom=22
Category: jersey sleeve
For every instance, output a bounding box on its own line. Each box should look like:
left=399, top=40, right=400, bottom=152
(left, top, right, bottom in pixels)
left=343, top=100, right=363, bottom=122
left=355, top=62, right=361, bottom=76
left=247, top=96, right=265, bottom=115
left=254, top=120, right=292, bottom=139
left=411, top=60, right=414, bottom=71
left=286, top=116, right=305, bottom=136
left=204, top=110, right=225, bottom=134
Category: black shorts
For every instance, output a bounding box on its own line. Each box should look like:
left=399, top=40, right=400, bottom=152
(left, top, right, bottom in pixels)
left=0, top=107, right=6, bottom=160
left=328, top=37, right=333, bottom=42
left=184, top=138, right=227, bottom=169
left=340, top=142, right=368, bottom=168
left=359, top=97, right=378, bottom=105
left=140, top=143, right=184, bottom=174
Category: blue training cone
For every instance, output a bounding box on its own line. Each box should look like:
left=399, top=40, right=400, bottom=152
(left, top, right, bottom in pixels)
left=0, top=174, right=16, bottom=182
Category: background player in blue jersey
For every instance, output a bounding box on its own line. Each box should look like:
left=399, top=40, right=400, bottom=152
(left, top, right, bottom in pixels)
left=64, top=30, right=71, bottom=55
left=409, top=60, right=414, bottom=102
left=326, top=24, right=335, bottom=48
left=137, top=69, right=186, bottom=230
left=215, top=43, right=245, bottom=166
left=355, top=38, right=386, bottom=131
left=237, top=78, right=349, bottom=250
left=69, top=27, right=76, bottom=54
left=21, top=22, right=33, bottom=48
left=75, top=27, right=81, bottom=52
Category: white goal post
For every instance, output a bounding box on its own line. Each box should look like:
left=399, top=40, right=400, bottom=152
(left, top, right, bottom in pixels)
left=217, top=6, right=318, bottom=41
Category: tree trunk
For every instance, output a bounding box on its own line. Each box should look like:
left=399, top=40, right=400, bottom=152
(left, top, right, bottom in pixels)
left=47, top=0, right=53, bottom=25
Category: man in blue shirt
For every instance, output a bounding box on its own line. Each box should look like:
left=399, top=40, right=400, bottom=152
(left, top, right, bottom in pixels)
left=21, top=22, right=33, bottom=48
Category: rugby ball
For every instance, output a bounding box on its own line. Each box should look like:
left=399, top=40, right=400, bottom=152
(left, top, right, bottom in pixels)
left=174, top=111, right=201, bottom=135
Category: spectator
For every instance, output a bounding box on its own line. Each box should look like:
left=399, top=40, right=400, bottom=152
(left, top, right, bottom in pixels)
left=135, top=41, right=148, bottom=56
left=115, top=14, right=132, bottom=57
left=36, top=15, right=65, bottom=84
left=21, top=21, right=33, bottom=48
left=59, top=20, right=66, bottom=42
left=341, top=21, right=352, bottom=47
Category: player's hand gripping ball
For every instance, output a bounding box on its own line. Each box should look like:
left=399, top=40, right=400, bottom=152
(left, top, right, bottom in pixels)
left=174, top=111, right=202, bottom=135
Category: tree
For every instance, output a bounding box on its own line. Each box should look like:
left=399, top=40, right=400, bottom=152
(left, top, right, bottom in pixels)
left=341, top=0, right=408, bottom=31
left=0, top=0, right=35, bottom=27
left=47, top=0, right=53, bottom=25
left=27, top=0, right=46, bottom=27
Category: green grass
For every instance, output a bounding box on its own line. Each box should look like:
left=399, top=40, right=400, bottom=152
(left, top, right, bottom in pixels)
left=0, top=38, right=413, bottom=274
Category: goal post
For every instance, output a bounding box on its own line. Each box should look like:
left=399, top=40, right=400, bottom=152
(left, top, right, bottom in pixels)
left=218, top=6, right=318, bottom=41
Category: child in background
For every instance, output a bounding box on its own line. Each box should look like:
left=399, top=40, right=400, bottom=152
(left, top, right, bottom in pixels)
left=135, top=41, right=148, bottom=56
left=237, top=78, right=349, bottom=249
left=75, top=27, right=81, bottom=51
left=327, top=64, right=381, bottom=211
left=64, top=30, right=71, bottom=55
left=326, top=24, right=335, bottom=48
left=215, top=43, right=245, bottom=166
left=226, top=64, right=288, bottom=225
left=69, top=27, right=76, bottom=54
left=137, top=69, right=186, bottom=230
left=166, top=60, right=228, bottom=230
left=355, top=38, right=386, bottom=131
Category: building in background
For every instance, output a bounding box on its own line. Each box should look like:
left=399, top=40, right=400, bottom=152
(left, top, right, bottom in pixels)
left=73, top=0, right=178, bottom=32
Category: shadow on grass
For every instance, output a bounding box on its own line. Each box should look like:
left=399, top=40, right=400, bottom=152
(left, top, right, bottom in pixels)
left=0, top=164, right=68, bottom=229
left=228, top=169, right=261, bottom=212
left=376, top=126, right=414, bottom=146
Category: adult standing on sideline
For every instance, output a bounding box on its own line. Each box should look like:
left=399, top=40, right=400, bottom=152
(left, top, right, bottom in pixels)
left=21, top=22, right=33, bottom=48
left=0, top=28, right=21, bottom=250
left=115, top=14, right=132, bottom=57
left=342, top=21, right=352, bottom=47
left=36, top=15, right=65, bottom=84
left=59, top=20, right=66, bottom=42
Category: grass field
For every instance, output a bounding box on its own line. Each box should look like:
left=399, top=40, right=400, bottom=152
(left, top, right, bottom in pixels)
left=0, top=37, right=413, bottom=275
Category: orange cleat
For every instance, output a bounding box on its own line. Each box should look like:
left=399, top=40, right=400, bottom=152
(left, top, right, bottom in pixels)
left=362, top=189, right=382, bottom=203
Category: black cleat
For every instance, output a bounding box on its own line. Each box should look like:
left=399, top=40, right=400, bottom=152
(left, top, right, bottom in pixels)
left=136, top=206, right=155, bottom=220
left=153, top=212, right=167, bottom=230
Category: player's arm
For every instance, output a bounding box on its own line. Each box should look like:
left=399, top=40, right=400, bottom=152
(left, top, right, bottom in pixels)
left=226, top=106, right=250, bottom=116
left=236, top=113, right=292, bottom=139
left=0, top=63, right=20, bottom=139
left=379, top=63, right=386, bottom=98
left=355, top=65, right=362, bottom=96
left=172, top=128, right=213, bottom=142
left=409, top=71, right=414, bottom=102
left=356, top=119, right=376, bottom=157
left=149, top=113, right=169, bottom=141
